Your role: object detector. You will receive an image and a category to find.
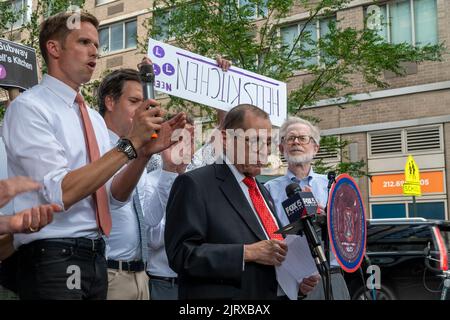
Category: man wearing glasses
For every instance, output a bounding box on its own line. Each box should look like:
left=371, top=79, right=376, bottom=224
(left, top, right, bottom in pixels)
left=265, top=117, right=350, bottom=300
left=165, top=105, right=321, bottom=299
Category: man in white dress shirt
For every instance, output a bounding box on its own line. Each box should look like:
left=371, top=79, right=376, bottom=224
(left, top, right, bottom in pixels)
left=2, top=12, right=185, bottom=300
left=98, top=68, right=188, bottom=300
left=100, top=55, right=228, bottom=299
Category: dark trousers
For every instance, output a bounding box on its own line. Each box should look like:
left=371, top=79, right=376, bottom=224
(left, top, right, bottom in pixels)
left=17, top=238, right=108, bottom=300
left=149, top=277, right=178, bottom=300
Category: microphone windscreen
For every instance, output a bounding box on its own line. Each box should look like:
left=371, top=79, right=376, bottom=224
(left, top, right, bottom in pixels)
left=327, top=171, right=336, bottom=181
left=285, top=182, right=301, bottom=198
left=139, top=64, right=154, bottom=82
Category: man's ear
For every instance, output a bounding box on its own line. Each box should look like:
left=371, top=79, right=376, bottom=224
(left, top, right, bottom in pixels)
left=104, top=95, right=115, bottom=112
left=313, top=144, right=320, bottom=157
left=46, top=40, right=62, bottom=60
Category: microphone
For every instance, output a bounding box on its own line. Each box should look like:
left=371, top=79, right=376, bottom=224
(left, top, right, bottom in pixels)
left=327, top=171, right=336, bottom=190
left=279, top=183, right=327, bottom=267
left=139, top=63, right=158, bottom=139
left=139, top=63, right=155, bottom=101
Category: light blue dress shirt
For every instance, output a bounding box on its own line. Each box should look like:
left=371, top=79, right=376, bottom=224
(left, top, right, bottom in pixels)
left=265, top=168, right=338, bottom=266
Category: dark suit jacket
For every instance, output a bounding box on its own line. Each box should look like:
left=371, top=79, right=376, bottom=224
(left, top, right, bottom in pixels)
left=165, top=163, right=283, bottom=300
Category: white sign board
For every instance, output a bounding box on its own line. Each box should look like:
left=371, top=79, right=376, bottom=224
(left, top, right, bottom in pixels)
left=147, top=38, right=287, bottom=127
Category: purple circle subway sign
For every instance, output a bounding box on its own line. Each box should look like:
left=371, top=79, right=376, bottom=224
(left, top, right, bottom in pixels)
left=0, top=64, right=6, bottom=79
left=153, top=46, right=165, bottom=58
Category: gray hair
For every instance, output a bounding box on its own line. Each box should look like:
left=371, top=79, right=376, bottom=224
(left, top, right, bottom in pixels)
left=280, top=117, right=321, bottom=146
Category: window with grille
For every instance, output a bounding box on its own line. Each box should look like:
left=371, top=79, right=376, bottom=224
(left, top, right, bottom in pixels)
left=369, top=125, right=442, bottom=157
left=314, top=144, right=339, bottom=161
left=406, top=126, right=441, bottom=152
left=370, top=130, right=403, bottom=156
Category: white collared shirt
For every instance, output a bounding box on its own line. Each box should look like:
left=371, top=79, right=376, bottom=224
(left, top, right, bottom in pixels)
left=105, top=130, right=178, bottom=262
left=146, top=168, right=178, bottom=277
left=2, top=74, right=125, bottom=248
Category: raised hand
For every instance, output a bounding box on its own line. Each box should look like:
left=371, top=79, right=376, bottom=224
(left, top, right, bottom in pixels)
left=161, top=124, right=195, bottom=174
left=126, top=99, right=164, bottom=150
left=215, top=55, right=232, bottom=72
left=138, top=112, right=187, bottom=158
left=0, top=177, right=41, bottom=208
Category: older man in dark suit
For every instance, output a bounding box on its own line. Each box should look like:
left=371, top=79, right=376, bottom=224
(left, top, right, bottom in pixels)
left=165, top=104, right=319, bottom=299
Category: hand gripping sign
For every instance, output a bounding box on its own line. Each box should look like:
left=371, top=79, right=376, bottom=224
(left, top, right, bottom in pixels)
left=327, top=174, right=367, bottom=273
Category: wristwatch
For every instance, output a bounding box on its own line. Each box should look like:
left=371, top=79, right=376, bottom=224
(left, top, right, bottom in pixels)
left=116, top=138, right=137, bottom=160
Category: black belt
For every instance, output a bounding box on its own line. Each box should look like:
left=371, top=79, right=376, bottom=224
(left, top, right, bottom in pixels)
left=107, top=260, right=145, bottom=272
left=20, top=237, right=105, bottom=253
left=148, top=274, right=178, bottom=285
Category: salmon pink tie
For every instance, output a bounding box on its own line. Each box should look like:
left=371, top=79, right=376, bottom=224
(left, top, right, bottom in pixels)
left=243, top=176, right=283, bottom=240
left=76, top=93, right=112, bottom=236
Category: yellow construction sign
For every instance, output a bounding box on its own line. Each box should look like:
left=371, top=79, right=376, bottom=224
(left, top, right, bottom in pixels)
left=402, top=155, right=422, bottom=196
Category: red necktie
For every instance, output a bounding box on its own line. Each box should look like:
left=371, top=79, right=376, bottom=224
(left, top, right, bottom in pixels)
left=243, top=176, right=283, bottom=241
left=76, top=93, right=112, bottom=236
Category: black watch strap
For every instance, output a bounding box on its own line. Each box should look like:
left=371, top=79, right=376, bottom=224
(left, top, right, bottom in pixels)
left=116, top=138, right=137, bottom=160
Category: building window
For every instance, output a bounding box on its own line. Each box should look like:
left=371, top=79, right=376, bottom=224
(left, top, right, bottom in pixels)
left=153, top=9, right=173, bottom=41
left=280, top=17, right=335, bottom=66
left=6, top=0, right=31, bottom=29
left=366, top=0, right=438, bottom=46
left=372, top=203, right=407, bottom=219
left=99, top=19, right=137, bottom=55
left=95, top=0, right=116, bottom=5
left=371, top=201, right=445, bottom=219
left=238, top=0, right=268, bottom=19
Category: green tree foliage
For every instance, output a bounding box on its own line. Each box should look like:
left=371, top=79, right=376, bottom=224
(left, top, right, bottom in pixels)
left=142, top=0, right=445, bottom=176
left=1, top=0, right=86, bottom=60
left=0, top=1, right=91, bottom=110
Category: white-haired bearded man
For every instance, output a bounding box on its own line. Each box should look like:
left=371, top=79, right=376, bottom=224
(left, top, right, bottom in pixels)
left=265, top=117, right=350, bottom=300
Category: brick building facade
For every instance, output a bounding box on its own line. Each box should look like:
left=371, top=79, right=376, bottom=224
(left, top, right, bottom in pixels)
left=2, top=0, right=449, bottom=219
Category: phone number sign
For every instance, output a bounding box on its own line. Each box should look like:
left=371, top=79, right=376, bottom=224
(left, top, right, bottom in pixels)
left=370, top=171, right=444, bottom=196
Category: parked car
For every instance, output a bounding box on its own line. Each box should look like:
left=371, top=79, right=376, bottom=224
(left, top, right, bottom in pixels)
left=344, top=218, right=450, bottom=300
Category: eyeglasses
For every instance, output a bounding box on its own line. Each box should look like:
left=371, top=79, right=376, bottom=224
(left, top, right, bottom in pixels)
left=283, top=135, right=314, bottom=145
left=232, top=134, right=271, bottom=151
left=244, top=136, right=272, bottom=151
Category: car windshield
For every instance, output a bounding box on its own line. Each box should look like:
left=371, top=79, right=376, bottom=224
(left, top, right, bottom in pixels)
left=367, top=224, right=433, bottom=253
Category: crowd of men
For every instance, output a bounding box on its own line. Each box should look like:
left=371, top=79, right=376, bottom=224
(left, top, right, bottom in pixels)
left=0, top=11, right=350, bottom=300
